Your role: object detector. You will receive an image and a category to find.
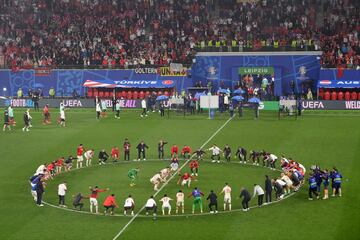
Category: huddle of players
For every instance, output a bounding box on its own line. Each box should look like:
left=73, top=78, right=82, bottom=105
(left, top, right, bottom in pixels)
left=308, top=165, right=343, bottom=200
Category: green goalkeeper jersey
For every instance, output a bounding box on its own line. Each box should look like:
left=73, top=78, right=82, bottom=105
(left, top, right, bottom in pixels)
left=128, top=169, right=138, bottom=178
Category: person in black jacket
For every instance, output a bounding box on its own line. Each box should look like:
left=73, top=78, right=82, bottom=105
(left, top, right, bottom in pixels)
left=159, top=102, right=165, bottom=117
left=223, top=145, right=232, bottom=162
left=206, top=190, right=218, bottom=213
left=265, top=175, right=272, bottom=204
left=239, top=187, right=251, bottom=211
left=98, top=149, right=109, bottom=165
left=35, top=175, right=45, bottom=206
left=158, top=140, right=168, bottom=160
left=137, top=141, right=149, bottom=161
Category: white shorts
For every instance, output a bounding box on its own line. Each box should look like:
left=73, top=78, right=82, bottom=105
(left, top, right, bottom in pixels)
left=151, top=180, right=159, bottom=185
left=162, top=204, right=171, bottom=209
left=77, top=155, right=83, bottom=162
left=224, top=197, right=231, bottom=204
left=181, top=179, right=191, bottom=186
left=176, top=201, right=184, bottom=206
left=90, top=198, right=98, bottom=206
left=170, top=163, right=179, bottom=171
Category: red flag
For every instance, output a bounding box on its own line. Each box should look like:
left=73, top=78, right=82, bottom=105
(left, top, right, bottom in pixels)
left=337, top=66, right=344, bottom=78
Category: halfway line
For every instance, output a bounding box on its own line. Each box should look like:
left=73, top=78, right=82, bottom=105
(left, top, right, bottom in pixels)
left=111, top=116, right=234, bottom=240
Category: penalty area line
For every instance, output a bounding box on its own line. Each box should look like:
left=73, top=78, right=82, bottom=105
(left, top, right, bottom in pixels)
left=111, top=116, right=234, bottom=240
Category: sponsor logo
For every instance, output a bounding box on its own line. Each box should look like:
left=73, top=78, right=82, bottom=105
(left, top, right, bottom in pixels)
left=5, top=99, right=33, bottom=107
left=159, top=67, right=187, bottom=76
left=35, top=68, right=51, bottom=76
left=336, top=81, right=360, bottom=85
left=319, top=80, right=332, bottom=85
left=258, top=101, right=264, bottom=110
left=162, top=80, right=174, bottom=85
left=345, top=101, right=360, bottom=109
left=302, top=101, right=324, bottom=109
left=114, top=80, right=158, bottom=85
left=134, top=68, right=158, bottom=74
left=62, top=99, right=82, bottom=107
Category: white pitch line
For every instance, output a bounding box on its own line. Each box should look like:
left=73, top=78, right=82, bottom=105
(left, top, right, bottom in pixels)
left=111, top=116, right=234, bottom=240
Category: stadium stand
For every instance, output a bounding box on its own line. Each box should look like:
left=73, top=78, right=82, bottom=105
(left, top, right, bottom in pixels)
left=0, top=0, right=359, bottom=70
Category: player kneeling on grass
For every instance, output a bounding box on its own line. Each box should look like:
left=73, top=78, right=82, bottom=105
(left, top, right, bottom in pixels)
left=124, top=195, right=135, bottom=216
left=176, top=190, right=185, bottom=214
left=89, top=186, right=109, bottom=214
left=98, top=149, right=109, bottom=165
left=65, top=156, right=74, bottom=171
left=207, top=190, right=218, bottom=213
left=128, top=168, right=140, bottom=187
left=208, top=144, right=221, bottom=163
left=181, top=145, right=192, bottom=160
left=160, top=194, right=173, bottom=215
left=189, top=159, right=199, bottom=176
left=55, top=157, right=64, bottom=174
left=177, top=172, right=193, bottom=188
left=170, top=157, right=180, bottom=173
left=160, top=167, right=171, bottom=181
left=281, top=173, right=293, bottom=194
left=220, top=183, right=232, bottom=211
left=145, top=196, right=157, bottom=219
left=84, top=149, right=94, bottom=167
left=188, top=187, right=204, bottom=214
left=150, top=172, right=164, bottom=191
left=111, top=146, right=120, bottom=162
left=103, top=194, right=119, bottom=215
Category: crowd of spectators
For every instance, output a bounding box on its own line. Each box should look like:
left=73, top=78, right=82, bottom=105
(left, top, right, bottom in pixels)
left=0, top=0, right=359, bottom=70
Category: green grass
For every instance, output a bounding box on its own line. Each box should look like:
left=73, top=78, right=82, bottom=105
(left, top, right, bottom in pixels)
left=0, top=108, right=359, bottom=240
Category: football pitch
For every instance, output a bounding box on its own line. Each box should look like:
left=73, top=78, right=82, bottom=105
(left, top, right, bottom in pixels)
left=1, top=108, right=359, bottom=240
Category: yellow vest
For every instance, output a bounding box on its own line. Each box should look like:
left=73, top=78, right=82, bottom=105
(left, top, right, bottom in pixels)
left=232, top=40, right=237, bottom=47
left=215, top=41, right=221, bottom=48
left=208, top=40, right=213, bottom=46
left=274, top=41, right=279, bottom=48
left=291, top=40, right=296, bottom=48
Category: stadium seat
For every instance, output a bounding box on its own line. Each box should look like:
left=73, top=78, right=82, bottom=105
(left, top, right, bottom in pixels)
left=164, top=91, right=169, bottom=96
left=98, top=90, right=104, bottom=98
left=337, top=91, right=344, bottom=100
left=116, top=92, right=121, bottom=98
left=93, top=89, right=98, bottom=97
left=121, top=91, right=127, bottom=98
left=139, top=91, right=145, bottom=99
left=145, top=91, right=150, bottom=97
left=351, top=92, right=357, bottom=100
left=87, top=89, right=93, bottom=98
left=358, top=92, right=360, bottom=100
left=345, top=91, right=350, bottom=100
left=158, top=91, right=162, bottom=96
left=127, top=91, right=132, bottom=99
left=133, top=91, right=138, bottom=99
left=331, top=91, right=337, bottom=101
left=324, top=91, right=330, bottom=100
left=104, top=91, right=109, bottom=98
left=318, top=88, right=324, bottom=100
